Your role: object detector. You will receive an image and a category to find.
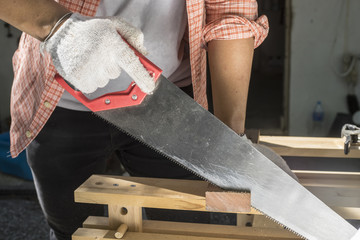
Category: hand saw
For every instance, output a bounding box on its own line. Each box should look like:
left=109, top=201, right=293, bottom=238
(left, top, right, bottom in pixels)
left=55, top=42, right=357, bottom=240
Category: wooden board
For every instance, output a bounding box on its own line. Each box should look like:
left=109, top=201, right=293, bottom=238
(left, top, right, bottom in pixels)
left=73, top=228, right=250, bottom=240
left=205, top=192, right=251, bottom=212
left=80, top=217, right=300, bottom=240
left=75, top=175, right=259, bottom=214
left=294, top=170, right=360, bottom=220
left=142, top=220, right=299, bottom=239
left=76, top=173, right=360, bottom=220
left=83, top=216, right=109, bottom=229
left=294, top=170, right=360, bottom=188
left=259, top=136, right=360, bottom=158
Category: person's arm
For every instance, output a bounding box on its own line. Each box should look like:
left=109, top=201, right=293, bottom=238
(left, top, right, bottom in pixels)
left=207, top=38, right=254, bottom=134
left=207, top=38, right=299, bottom=181
left=0, top=0, right=71, bottom=41
left=1, top=1, right=155, bottom=94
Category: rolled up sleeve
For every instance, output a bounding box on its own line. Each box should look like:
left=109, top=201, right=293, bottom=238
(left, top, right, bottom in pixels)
left=203, top=0, right=269, bottom=48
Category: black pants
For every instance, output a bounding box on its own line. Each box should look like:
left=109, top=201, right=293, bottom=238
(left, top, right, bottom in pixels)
left=27, top=106, right=198, bottom=240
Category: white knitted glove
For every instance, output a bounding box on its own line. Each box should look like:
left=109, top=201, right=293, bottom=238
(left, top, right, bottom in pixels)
left=41, top=13, right=155, bottom=94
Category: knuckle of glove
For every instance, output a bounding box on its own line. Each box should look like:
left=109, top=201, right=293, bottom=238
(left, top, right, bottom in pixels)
left=119, top=51, right=155, bottom=94
left=109, top=17, right=148, bottom=56
left=137, top=80, right=155, bottom=94
left=46, top=13, right=125, bottom=93
left=135, top=70, right=156, bottom=94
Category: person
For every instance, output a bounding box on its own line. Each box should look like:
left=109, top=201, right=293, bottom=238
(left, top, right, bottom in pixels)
left=0, top=0, right=276, bottom=239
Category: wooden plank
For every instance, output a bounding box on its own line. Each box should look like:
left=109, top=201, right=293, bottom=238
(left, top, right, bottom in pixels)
left=79, top=217, right=300, bottom=239
left=304, top=186, right=360, bottom=219
left=73, top=228, right=115, bottom=240
left=76, top=174, right=359, bottom=220
left=259, top=136, right=360, bottom=158
left=83, top=216, right=109, bottom=229
left=206, top=192, right=251, bottom=212
left=75, top=175, right=259, bottom=215
left=294, top=170, right=360, bottom=220
left=142, top=220, right=300, bottom=239
left=332, top=207, right=360, bottom=220
left=72, top=228, right=254, bottom=240
left=295, top=170, right=360, bottom=188
left=82, top=216, right=111, bottom=230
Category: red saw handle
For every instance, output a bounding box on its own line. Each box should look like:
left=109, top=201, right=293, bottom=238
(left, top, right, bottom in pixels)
left=55, top=37, right=162, bottom=112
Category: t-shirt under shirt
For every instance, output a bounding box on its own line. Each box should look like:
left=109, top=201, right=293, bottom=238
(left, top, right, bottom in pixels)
left=58, top=0, right=192, bottom=111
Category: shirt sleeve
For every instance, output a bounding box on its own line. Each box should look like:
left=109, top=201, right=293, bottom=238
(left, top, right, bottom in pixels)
left=203, top=0, right=269, bottom=48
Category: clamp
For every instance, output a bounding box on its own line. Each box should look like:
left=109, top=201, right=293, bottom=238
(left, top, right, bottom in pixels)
left=341, top=124, right=360, bottom=155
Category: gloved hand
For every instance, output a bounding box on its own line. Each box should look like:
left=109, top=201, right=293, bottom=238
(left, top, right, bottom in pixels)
left=41, top=13, right=155, bottom=94
left=241, top=135, right=298, bottom=181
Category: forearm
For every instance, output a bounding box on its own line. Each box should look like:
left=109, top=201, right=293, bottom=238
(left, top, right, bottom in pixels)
left=207, top=38, right=254, bottom=134
left=0, top=0, right=71, bottom=41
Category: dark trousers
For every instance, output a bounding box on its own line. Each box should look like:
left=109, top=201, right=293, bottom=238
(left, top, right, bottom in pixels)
left=26, top=106, right=198, bottom=240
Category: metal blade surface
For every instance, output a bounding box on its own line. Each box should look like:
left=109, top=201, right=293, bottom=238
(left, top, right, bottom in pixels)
left=95, top=76, right=356, bottom=239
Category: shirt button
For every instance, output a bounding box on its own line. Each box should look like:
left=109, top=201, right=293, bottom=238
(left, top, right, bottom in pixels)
left=25, top=131, right=33, bottom=138
left=44, top=101, right=52, bottom=109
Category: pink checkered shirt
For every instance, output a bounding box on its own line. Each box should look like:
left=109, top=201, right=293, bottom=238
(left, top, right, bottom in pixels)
left=10, top=0, right=268, bottom=157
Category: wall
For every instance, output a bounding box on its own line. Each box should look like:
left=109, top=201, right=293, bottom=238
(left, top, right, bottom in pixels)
left=246, top=0, right=286, bottom=134
left=289, top=0, right=360, bottom=136
left=0, top=21, right=21, bottom=132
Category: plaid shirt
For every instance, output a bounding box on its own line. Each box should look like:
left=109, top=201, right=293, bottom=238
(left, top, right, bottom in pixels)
left=10, top=0, right=268, bottom=157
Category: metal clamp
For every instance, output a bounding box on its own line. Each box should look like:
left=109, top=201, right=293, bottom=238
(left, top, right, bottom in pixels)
left=341, top=124, right=360, bottom=155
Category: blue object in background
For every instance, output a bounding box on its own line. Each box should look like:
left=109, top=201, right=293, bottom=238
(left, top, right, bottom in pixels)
left=312, top=101, right=324, bottom=122
left=0, top=132, right=33, bottom=181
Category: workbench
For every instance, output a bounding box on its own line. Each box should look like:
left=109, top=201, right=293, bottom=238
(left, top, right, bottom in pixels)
left=72, top=136, right=360, bottom=240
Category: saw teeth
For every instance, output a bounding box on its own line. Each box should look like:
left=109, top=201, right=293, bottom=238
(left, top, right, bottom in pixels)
left=92, top=112, right=308, bottom=239
left=252, top=205, right=308, bottom=239
left=91, top=112, right=208, bottom=182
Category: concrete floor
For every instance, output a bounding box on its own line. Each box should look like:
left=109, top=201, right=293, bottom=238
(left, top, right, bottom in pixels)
left=0, top=198, right=49, bottom=240
left=0, top=173, right=49, bottom=240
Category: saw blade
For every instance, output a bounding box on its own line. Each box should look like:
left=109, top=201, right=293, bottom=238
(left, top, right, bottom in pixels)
left=94, top=76, right=356, bottom=239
